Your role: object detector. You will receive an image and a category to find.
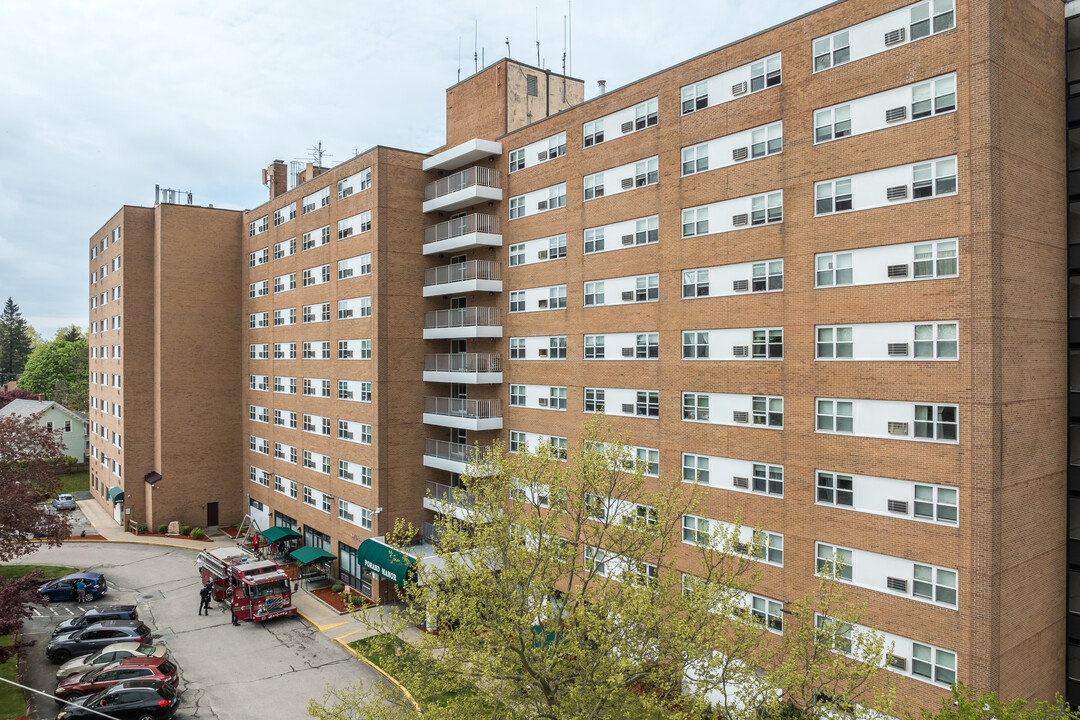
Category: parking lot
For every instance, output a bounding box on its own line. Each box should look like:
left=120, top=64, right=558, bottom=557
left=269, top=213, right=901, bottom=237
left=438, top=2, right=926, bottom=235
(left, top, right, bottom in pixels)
left=16, top=542, right=382, bottom=719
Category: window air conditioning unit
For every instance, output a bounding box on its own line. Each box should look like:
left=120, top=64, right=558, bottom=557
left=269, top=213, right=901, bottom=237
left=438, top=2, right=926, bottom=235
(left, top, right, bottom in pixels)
left=732, top=213, right=749, bottom=226
left=621, top=291, right=634, bottom=301
left=622, top=234, right=635, bottom=245
left=732, top=410, right=749, bottom=423
left=621, top=120, right=634, bottom=133
left=884, top=28, right=906, bottom=45
left=886, top=577, right=908, bottom=592
left=887, top=264, right=909, bottom=278
left=886, top=654, right=908, bottom=672
left=731, top=81, right=748, bottom=96
left=733, top=476, right=749, bottom=489
left=732, top=345, right=749, bottom=357
left=537, top=200, right=548, bottom=210
left=887, top=343, right=909, bottom=356
left=885, top=106, right=907, bottom=123
left=538, top=398, right=548, bottom=406
left=537, top=348, right=549, bottom=357
left=338, top=228, right=353, bottom=239
left=732, top=146, right=749, bottom=161
left=887, top=421, right=909, bottom=435
left=622, top=403, right=635, bottom=413
left=621, top=347, right=635, bottom=357
left=886, top=185, right=908, bottom=200
left=537, top=150, right=548, bottom=161
left=303, top=203, right=315, bottom=213
left=537, top=249, right=549, bottom=259
left=732, top=279, right=750, bottom=292
left=887, top=499, right=909, bottom=514
left=621, top=177, right=634, bottom=189
left=537, top=298, right=549, bottom=308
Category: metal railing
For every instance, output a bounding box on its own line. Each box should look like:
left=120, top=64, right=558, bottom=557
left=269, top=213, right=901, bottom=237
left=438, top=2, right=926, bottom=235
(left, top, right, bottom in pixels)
left=424, top=353, right=502, bottom=373
left=424, top=397, right=502, bottom=419
left=424, top=307, right=500, bottom=329
left=425, top=167, right=502, bottom=202
left=425, top=480, right=475, bottom=508
left=424, top=259, right=502, bottom=287
left=423, top=213, right=501, bottom=244
left=424, top=439, right=492, bottom=465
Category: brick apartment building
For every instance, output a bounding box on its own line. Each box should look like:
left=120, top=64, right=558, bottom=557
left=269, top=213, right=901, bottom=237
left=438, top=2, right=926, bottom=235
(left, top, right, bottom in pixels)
left=86, top=0, right=1080, bottom=707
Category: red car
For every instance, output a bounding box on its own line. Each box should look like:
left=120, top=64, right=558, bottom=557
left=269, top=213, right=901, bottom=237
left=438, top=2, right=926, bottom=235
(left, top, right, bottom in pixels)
left=54, top=656, right=180, bottom=702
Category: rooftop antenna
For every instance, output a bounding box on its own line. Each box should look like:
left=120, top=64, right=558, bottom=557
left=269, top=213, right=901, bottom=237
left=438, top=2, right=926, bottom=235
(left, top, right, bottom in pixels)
left=536, top=7, right=541, bottom=66
left=568, top=0, right=572, bottom=76
left=306, top=141, right=331, bottom=169
left=505, top=37, right=510, bottom=59
left=458, top=36, right=462, bottom=82
left=474, top=20, right=478, bottom=73
left=562, top=15, right=567, bottom=102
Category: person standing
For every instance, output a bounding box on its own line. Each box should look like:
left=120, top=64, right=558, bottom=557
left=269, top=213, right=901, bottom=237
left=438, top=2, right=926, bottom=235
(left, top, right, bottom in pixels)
left=199, top=582, right=212, bottom=616
left=75, top=579, right=86, bottom=603
left=252, top=533, right=261, bottom=558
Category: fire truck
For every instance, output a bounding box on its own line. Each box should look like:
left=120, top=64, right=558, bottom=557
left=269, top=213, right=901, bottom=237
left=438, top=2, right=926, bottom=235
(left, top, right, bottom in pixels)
left=197, top=546, right=297, bottom=622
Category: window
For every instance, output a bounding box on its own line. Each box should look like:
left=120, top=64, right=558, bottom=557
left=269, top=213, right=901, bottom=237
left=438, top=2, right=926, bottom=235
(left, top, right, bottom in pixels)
left=549, top=235, right=567, bottom=259
left=509, top=243, right=525, bottom=266
left=814, top=105, right=851, bottom=143
left=682, top=393, right=709, bottom=421
left=816, top=252, right=853, bottom=287
left=337, top=254, right=371, bottom=279
left=752, top=396, right=783, bottom=427
left=682, top=331, right=708, bottom=359
left=750, top=55, right=781, bottom=92
left=249, top=280, right=268, bottom=298
left=508, top=148, right=525, bottom=173
left=682, top=144, right=709, bottom=176
left=635, top=275, right=659, bottom=302
left=911, top=0, right=955, bottom=41
left=549, top=387, right=567, bottom=410
left=816, top=179, right=853, bottom=215
left=549, top=336, right=566, bottom=359
left=815, top=615, right=853, bottom=655
left=815, top=543, right=853, bottom=580
left=682, top=515, right=711, bottom=545
left=681, top=81, right=708, bottom=114
left=509, top=291, right=525, bottom=313
left=583, top=228, right=605, bottom=254
left=682, top=270, right=709, bottom=298
left=274, top=273, right=296, bottom=293
left=584, top=173, right=604, bottom=200
left=584, top=388, right=605, bottom=412
left=752, top=532, right=783, bottom=565
left=751, top=123, right=782, bottom=158
left=302, top=226, right=332, bottom=250
left=509, top=431, right=526, bottom=453
left=682, top=454, right=709, bottom=484
left=249, top=248, right=268, bottom=267
left=752, top=261, right=783, bottom=292
left=913, top=239, right=958, bottom=278
left=548, top=133, right=567, bottom=159
left=273, top=203, right=296, bottom=227
left=634, top=158, right=659, bottom=187
left=273, top=308, right=296, bottom=327
left=817, top=472, right=854, bottom=506
left=549, top=184, right=566, bottom=209
left=914, top=322, right=958, bottom=359
left=816, top=326, right=853, bottom=358
left=912, top=643, right=956, bottom=686
left=912, top=75, right=956, bottom=119
left=548, top=286, right=566, bottom=309
left=548, top=436, right=568, bottom=460
left=751, top=192, right=782, bottom=226
left=813, top=30, right=850, bottom=72
left=584, top=335, right=605, bottom=359
left=510, top=385, right=526, bottom=406
left=509, top=196, right=525, bottom=219
left=634, top=98, right=659, bottom=129
left=914, top=404, right=958, bottom=441
left=583, top=119, right=604, bottom=147
left=816, top=400, right=853, bottom=433
left=682, top=208, right=709, bottom=238
left=749, top=595, right=784, bottom=633
left=913, top=564, right=957, bottom=606
left=584, top=546, right=608, bottom=575
left=507, top=337, right=526, bottom=359
left=914, top=484, right=958, bottom=523
left=752, top=464, right=783, bottom=496
left=912, top=158, right=957, bottom=199
left=635, top=333, right=659, bottom=359
left=635, top=391, right=659, bottom=417
left=274, top=238, right=296, bottom=260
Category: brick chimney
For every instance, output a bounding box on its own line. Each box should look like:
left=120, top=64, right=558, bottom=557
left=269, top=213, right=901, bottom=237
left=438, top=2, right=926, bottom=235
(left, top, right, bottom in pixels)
left=261, top=160, right=288, bottom=200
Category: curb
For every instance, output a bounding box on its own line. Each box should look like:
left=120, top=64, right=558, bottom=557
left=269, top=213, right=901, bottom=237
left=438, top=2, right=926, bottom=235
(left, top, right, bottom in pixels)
left=295, top=608, right=349, bottom=633
left=56, top=539, right=230, bottom=551
left=14, top=630, right=40, bottom=720
left=331, top=637, right=422, bottom=716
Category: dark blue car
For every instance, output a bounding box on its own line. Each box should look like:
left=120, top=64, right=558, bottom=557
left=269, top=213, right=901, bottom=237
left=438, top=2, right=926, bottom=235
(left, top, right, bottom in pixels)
left=39, top=573, right=107, bottom=602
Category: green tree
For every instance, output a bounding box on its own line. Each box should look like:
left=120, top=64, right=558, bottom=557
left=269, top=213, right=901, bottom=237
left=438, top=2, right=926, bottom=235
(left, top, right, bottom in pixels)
left=309, top=419, right=891, bottom=720
left=0, top=297, right=33, bottom=384
left=54, top=324, right=85, bottom=342
left=17, top=337, right=89, bottom=414
left=920, top=684, right=1080, bottom=720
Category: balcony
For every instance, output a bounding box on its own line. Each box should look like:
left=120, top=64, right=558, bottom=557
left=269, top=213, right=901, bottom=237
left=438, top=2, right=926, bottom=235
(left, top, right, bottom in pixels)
left=423, top=353, right=502, bottom=384
left=423, top=213, right=502, bottom=255
left=423, top=307, right=501, bottom=339
left=423, top=138, right=503, bottom=172
left=422, top=480, right=475, bottom=520
left=423, top=167, right=502, bottom=213
left=423, top=439, right=495, bottom=475
left=424, top=259, right=502, bottom=297
left=423, top=397, right=502, bottom=431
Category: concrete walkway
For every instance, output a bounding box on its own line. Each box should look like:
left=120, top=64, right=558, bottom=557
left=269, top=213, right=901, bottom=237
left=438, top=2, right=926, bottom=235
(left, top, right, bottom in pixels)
left=75, top=498, right=237, bottom=550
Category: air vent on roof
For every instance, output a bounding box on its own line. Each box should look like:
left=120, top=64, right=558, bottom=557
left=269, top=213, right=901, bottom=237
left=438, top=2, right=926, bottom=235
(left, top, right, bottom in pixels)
left=732, top=146, right=749, bottom=161
left=887, top=264, right=909, bottom=278
left=884, top=28, right=906, bottom=45
left=621, top=177, right=634, bottom=190
left=733, top=476, right=749, bottom=488
left=732, top=279, right=749, bottom=292
left=885, top=106, right=907, bottom=123
left=887, top=185, right=908, bottom=201
left=887, top=421, right=909, bottom=435
left=621, top=121, right=634, bottom=133
left=732, top=81, right=748, bottom=96
left=732, top=213, right=749, bottom=226
left=887, top=499, right=909, bottom=514
left=733, top=410, right=749, bottom=423
left=732, top=345, right=749, bottom=357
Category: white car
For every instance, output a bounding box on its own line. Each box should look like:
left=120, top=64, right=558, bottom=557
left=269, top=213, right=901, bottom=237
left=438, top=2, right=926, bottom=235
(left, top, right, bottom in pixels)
left=55, top=642, right=169, bottom=681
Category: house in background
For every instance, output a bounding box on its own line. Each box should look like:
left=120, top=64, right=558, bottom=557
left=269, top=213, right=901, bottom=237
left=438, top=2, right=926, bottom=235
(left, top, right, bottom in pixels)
left=2, top=399, right=89, bottom=461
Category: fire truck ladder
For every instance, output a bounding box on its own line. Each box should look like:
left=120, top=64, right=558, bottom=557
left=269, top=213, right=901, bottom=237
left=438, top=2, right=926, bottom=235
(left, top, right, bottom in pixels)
left=235, top=514, right=262, bottom=547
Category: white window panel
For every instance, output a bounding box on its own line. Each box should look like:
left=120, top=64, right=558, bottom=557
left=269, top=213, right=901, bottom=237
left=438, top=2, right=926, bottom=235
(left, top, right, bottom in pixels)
left=338, top=296, right=372, bottom=319
left=814, top=156, right=958, bottom=216
left=582, top=156, right=658, bottom=202
left=509, top=285, right=566, bottom=313
left=814, top=73, right=956, bottom=145
left=302, top=186, right=331, bottom=214
left=814, top=238, right=958, bottom=289
left=680, top=259, right=783, bottom=299
left=583, top=215, right=658, bottom=255
left=681, top=392, right=783, bottom=429
left=337, top=167, right=371, bottom=199
left=815, top=398, right=958, bottom=443
left=815, top=321, right=958, bottom=361
left=302, top=225, right=331, bottom=251
left=508, top=131, right=567, bottom=172
left=337, top=211, right=372, bottom=240
left=582, top=97, right=659, bottom=149
left=338, top=253, right=372, bottom=280
left=681, top=121, right=783, bottom=177
left=506, top=234, right=567, bottom=267
left=680, top=52, right=781, bottom=115
left=811, top=0, right=956, bottom=73
left=273, top=202, right=296, bottom=227
left=508, top=183, right=566, bottom=220
left=508, top=335, right=566, bottom=360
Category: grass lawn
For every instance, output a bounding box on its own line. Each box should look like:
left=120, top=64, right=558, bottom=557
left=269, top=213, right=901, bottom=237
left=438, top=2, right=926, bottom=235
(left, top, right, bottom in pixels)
left=0, top=565, right=79, bottom=581
left=350, top=634, right=488, bottom=709
left=56, top=471, right=89, bottom=496
left=0, top=636, right=22, bottom=720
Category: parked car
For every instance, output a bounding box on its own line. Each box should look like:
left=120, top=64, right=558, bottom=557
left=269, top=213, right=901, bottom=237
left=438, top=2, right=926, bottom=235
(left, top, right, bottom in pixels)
left=55, top=679, right=179, bottom=719
left=56, top=643, right=167, bottom=681
left=54, top=656, right=180, bottom=702
left=46, top=621, right=152, bottom=664
left=53, top=606, right=139, bottom=636
left=39, top=572, right=107, bottom=603
left=52, top=494, right=77, bottom=511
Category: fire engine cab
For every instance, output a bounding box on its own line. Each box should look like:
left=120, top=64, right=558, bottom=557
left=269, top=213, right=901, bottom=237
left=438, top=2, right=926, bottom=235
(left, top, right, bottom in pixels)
left=197, top=546, right=297, bottom=622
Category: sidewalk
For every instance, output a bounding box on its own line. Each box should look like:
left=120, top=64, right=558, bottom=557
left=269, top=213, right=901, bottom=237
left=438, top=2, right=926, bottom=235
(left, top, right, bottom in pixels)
left=75, top=499, right=237, bottom=550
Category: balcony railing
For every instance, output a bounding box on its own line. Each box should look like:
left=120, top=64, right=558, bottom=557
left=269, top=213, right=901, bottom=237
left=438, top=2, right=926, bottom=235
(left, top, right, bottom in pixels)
left=425, top=439, right=492, bottom=465
left=424, top=397, right=502, bottom=419
left=425, top=167, right=502, bottom=202
left=425, top=307, right=500, bottom=329
left=424, top=213, right=501, bottom=245
left=424, top=259, right=502, bottom=287
left=424, top=353, right=501, bottom=373
left=426, top=480, right=475, bottom=508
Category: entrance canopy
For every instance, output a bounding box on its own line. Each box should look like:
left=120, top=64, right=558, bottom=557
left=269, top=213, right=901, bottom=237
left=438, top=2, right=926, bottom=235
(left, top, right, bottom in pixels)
left=356, top=538, right=417, bottom=586
left=289, top=546, right=335, bottom=566
left=260, top=526, right=302, bottom=544
left=107, top=486, right=124, bottom=505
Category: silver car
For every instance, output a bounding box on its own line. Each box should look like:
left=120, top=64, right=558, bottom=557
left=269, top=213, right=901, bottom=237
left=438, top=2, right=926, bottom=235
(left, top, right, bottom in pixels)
left=55, top=642, right=168, bottom=680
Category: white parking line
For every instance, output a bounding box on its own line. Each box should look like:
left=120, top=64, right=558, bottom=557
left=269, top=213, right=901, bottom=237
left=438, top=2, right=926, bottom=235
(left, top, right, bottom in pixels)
left=62, top=607, right=73, bottom=615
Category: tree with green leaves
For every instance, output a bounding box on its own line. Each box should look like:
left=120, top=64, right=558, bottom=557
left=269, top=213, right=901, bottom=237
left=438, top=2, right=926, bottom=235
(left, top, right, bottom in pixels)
left=920, top=683, right=1080, bottom=720
left=17, top=337, right=89, bottom=414
left=0, top=297, right=33, bottom=384
left=54, top=324, right=85, bottom=342
left=309, top=419, right=891, bottom=720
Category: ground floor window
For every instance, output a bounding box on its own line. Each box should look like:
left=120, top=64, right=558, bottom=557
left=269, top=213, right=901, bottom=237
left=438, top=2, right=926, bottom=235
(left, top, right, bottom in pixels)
left=304, top=525, right=330, bottom=551
left=338, top=543, right=373, bottom=597
left=275, top=511, right=297, bottom=530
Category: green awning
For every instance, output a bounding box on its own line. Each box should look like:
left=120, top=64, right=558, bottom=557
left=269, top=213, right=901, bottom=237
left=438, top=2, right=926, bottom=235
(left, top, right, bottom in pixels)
left=289, top=546, right=336, bottom=566
left=260, top=526, right=301, bottom=544
left=356, top=539, right=416, bottom=586
left=107, top=486, right=124, bottom=504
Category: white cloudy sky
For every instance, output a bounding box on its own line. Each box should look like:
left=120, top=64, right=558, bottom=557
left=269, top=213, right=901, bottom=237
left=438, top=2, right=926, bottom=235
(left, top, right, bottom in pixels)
left=0, top=0, right=828, bottom=337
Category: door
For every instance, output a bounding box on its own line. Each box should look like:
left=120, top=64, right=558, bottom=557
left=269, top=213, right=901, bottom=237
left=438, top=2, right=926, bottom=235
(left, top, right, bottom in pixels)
left=112, top=502, right=123, bottom=525
left=449, top=340, right=467, bottom=355
left=207, top=502, right=219, bottom=527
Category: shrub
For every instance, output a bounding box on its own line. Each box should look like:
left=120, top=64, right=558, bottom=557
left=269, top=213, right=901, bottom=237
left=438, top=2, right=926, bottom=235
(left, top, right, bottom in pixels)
left=331, top=584, right=344, bottom=594
left=190, top=527, right=205, bottom=539
left=135, top=523, right=148, bottom=534
left=157, top=524, right=168, bottom=534
left=180, top=525, right=192, bottom=536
